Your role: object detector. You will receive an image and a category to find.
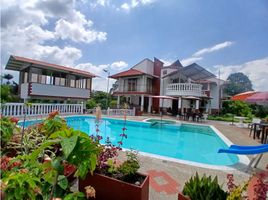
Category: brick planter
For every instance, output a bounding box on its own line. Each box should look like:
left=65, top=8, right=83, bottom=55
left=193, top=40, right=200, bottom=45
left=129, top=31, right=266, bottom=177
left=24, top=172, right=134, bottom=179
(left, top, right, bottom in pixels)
left=79, top=172, right=149, bottom=200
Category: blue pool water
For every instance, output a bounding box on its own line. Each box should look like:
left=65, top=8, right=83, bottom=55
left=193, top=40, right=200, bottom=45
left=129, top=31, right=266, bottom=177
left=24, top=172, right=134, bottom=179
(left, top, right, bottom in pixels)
left=21, top=116, right=238, bottom=166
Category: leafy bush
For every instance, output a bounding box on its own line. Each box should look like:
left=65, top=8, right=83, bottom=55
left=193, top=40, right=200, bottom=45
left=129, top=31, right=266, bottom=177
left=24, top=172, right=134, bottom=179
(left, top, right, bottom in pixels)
left=109, top=100, right=118, bottom=108
left=182, top=173, right=228, bottom=200
left=221, top=100, right=252, bottom=117
left=0, top=116, right=19, bottom=150
left=86, top=99, right=97, bottom=109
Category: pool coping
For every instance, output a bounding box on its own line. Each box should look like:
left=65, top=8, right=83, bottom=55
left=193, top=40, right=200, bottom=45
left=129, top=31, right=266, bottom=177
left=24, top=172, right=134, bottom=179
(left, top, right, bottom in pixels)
left=19, top=115, right=250, bottom=171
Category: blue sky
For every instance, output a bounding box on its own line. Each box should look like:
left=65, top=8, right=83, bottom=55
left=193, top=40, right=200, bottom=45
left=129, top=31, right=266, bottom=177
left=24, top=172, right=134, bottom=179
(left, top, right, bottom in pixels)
left=1, top=0, right=268, bottom=91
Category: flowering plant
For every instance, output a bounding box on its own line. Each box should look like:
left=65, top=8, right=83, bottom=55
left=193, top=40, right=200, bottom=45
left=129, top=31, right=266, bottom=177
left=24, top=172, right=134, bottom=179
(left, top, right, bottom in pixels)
left=226, top=165, right=268, bottom=200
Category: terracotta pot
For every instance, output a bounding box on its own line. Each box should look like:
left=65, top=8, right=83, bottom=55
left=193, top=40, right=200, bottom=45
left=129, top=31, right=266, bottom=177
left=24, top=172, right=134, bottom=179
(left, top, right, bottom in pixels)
left=79, top=172, right=149, bottom=200
left=178, top=192, right=191, bottom=200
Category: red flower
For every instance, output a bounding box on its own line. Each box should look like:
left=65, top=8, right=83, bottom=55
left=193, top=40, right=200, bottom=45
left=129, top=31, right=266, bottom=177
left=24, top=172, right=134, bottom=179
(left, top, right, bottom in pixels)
left=118, top=141, right=123, bottom=146
left=47, top=110, right=59, bottom=119
left=10, top=117, right=19, bottom=124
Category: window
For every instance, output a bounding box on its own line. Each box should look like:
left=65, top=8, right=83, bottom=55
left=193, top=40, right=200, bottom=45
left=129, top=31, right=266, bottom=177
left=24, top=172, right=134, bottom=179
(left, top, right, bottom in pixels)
left=127, top=78, right=137, bottom=91
left=31, top=73, right=38, bottom=82
left=41, top=75, right=46, bottom=84
left=163, top=70, right=167, bottom=75
left=146, top=78, right=152, bottom=93
left=70, top=79, right=75, bottom=87
left=55, top=77, right=60, bottom=85
left=60, top=78, right=65, bottom=86
left=86, top=79, right=91, bottom=89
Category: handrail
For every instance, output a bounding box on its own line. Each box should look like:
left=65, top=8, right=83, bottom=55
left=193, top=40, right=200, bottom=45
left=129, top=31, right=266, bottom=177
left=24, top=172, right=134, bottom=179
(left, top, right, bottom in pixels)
left=0, top=103, right=83, bottom=117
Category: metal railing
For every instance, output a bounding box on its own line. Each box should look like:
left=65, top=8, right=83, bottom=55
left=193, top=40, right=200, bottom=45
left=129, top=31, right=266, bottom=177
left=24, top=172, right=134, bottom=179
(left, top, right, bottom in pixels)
left=1, top=103, right=83, bottom=117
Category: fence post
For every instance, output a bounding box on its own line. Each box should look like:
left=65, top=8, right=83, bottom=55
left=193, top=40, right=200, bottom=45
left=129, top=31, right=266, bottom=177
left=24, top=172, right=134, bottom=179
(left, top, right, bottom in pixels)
left=107, top=107, right=110, bottom=116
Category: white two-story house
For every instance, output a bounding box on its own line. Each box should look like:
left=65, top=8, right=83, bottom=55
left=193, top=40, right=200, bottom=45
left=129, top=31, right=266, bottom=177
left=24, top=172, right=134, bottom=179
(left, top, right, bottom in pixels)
left=161, top=61, right=225, bottom=115
left=110, top=58, right=225, bottom=115
left=5, top=55, right=96, bottom=103
left=110, top=58, right=163, bottom=113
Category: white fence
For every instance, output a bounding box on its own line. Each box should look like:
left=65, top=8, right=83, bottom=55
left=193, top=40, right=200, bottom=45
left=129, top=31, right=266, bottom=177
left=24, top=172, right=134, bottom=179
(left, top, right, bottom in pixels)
left=1, top=103, right=83, bottom=117
left=87, top=108, right=136, bottom=116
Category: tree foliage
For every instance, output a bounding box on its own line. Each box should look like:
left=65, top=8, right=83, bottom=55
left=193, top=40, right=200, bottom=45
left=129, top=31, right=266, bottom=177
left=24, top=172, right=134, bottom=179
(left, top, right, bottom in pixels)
left=221, top=100, right=252, bottom=117
left=86, top=91, right=115, bottom=109
left=225, top=72, right=253, bottom=96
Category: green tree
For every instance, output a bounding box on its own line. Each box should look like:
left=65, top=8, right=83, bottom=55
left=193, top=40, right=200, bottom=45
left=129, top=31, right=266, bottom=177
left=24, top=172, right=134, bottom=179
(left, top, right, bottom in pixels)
left=86, top=99, right=97, bottom=109
left=2, top=73, right=14, bottom=85
left=225, top=72, right=253, bottom=96
left=221, top=100, right=252, bottom=117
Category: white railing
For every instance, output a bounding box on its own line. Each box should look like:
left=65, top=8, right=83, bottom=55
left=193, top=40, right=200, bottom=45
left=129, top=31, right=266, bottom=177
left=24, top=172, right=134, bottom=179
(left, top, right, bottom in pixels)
left=87, top=108, right=136, bottom=116
left=166, top=83, right=202, bottom=97
left=1, top=103, right=83, bottom=117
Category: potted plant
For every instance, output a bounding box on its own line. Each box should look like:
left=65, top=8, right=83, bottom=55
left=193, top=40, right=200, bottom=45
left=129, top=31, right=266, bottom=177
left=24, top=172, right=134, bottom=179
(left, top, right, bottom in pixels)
left=179, top=173, right=228, bottom=200
left=79, top=105, right=149, bottom=200
left=79, top=151, right=149, bottom=200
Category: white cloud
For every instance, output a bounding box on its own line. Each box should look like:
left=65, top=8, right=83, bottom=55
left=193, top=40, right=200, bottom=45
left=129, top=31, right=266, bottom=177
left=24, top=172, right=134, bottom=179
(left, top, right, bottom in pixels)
left=193, top=41, right=234, bottom=57
left=181, top=57, right=203, bottom=66
left=160, top=59, right=173, bottom=66
left=75, top=61, right=127, bottom=91
left=178, top=41, right=234, bottom=66
left=213, top=57, right=268, bottom=91
left=55, top=11, right=107, bottom=43
left=120, top=0, right=155, bottom=11
left=1, top=0, right=107, bottom=69
left=93, top=77, right=116, bottom=92
left=90, top=0, right=110, bottom=8
left=110, top=61, right=128, bottom=70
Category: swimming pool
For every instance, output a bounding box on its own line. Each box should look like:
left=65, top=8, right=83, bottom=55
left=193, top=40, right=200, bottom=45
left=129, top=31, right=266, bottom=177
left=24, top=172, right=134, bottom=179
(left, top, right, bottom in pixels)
left=21, top=116, right=245, bottom=167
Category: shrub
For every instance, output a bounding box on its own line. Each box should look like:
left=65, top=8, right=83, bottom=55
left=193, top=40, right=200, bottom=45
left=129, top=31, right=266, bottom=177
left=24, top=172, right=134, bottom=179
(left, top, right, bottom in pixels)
left=86, top=99, right=97, bottom=109
left=182, top=173, right=228, bottom=200
left=221, top=100, right=252, bottom=117
left=109, top=100, right=117, bottom=108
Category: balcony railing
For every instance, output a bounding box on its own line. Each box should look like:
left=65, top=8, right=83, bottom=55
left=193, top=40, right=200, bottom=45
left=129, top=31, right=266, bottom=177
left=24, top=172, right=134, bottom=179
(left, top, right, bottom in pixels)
left=166, top=83, right=202, bottom=97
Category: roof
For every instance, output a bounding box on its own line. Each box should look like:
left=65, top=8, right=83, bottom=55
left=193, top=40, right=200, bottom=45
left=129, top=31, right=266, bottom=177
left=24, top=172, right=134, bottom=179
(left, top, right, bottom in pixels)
left=231, top=91, right=258, bottom=101
left=109, top=69, right=145, bottom=79
left=5, top=55, right=96, bottom=78
left=181, top=63, right=216, bottom=81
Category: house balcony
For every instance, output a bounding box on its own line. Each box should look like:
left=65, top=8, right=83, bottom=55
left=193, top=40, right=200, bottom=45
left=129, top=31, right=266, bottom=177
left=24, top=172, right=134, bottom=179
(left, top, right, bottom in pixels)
left=166, top=83, right=203, bottom=97
left=20, top=83, right=90, bottom=99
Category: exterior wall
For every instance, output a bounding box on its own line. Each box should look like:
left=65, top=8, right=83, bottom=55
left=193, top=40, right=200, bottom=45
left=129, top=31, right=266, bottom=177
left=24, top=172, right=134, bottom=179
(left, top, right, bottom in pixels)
left=133, top=59, right=154, bottom=76
left=20, top=83, right=90, bottom=100
left=210, top=83, right=220, bottom=109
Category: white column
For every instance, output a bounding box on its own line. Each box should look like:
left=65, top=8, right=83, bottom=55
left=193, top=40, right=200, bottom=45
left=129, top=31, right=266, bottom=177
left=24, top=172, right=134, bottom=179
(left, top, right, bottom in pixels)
left=117, top=96, right=120, bottom=108
left=141, top=95, right=144, bottom=112
left=178, top=97, right=182, bottom=109
left=148, top=97, right=152, bottom=113
left=195, top=99, right=200, bottom=110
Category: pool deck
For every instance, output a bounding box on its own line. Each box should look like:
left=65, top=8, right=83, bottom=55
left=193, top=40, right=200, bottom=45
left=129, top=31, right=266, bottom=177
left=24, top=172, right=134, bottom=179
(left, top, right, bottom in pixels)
left=103, top=115, right=267, bottom=200
left=20, top=114, right=267, bottom=199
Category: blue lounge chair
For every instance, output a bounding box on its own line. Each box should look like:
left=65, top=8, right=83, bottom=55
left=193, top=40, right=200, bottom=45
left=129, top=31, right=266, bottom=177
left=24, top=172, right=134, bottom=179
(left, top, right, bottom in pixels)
left=218, top=144, right=268, bottom=171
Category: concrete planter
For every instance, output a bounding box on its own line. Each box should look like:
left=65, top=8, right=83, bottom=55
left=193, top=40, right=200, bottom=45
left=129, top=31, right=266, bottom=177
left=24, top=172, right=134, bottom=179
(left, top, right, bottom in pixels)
left=79, top=172, right=149, bottom=200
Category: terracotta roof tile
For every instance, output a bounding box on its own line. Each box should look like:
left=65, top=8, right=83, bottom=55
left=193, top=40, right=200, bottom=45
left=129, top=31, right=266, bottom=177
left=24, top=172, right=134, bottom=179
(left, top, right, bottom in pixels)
left=7, top=55, right=96, bottom=77
left=110, top=69, right=145, bottom=79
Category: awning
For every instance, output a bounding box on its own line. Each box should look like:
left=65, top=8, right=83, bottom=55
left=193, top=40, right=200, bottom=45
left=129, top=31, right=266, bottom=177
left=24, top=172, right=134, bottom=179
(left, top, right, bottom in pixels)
left=181, top=63, right=216, bottom=81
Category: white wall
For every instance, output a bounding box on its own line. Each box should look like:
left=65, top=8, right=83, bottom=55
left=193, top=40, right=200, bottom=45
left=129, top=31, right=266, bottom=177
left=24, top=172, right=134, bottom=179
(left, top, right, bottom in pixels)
left=28, top=83, right=90, bottom=99
left=210, top=83, right=219, bottom=109
left=133, top=59, right=154, bottom=76
left=20, top=83, right=29, bottom=99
